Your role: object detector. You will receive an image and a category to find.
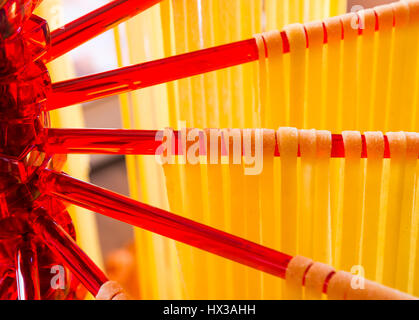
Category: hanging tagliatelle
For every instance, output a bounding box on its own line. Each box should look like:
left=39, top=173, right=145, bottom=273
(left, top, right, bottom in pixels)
left=110, top=0, right=419, bottom=300
left=115, top=0, right=348, bottom=299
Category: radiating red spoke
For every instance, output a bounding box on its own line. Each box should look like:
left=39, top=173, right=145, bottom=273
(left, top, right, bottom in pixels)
left=15, top=240, right=41, bottom=300
left=32, top=213, right=108, bottom=296
left=47, top=0, right=162, bottom=62
left=39, top=169, right=293, bottom=279
left=47, top=9, right=391, bottom=110
left=42, top=128, right=405, bottom=159
left=47, top=39, right=258, bottom=109
left=44, top=128, right=160, bottom=155
left=0, top=275, right=17, bottom=300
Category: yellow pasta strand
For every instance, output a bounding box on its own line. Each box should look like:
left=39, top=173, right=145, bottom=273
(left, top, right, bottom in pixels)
left=264, top=30, right=286, bottom=128
left=361, top=132, right=385, bottom=281
left=413, top=159, right=419, bottom=296
left=305, top=21, right=324, bottom=129
left=204, top=130, right=231, bottom=299
left=382, top=132, right=407, bottom=288
left=259, top=130, right=282, bottom=298
left=339, top=131, right=363, bottom=271
left=387, top=2, right=410, bottom=131
left=373, top=5, right=394, bottom=131
left=284, top=24, right=306, bottom=128
left=395, top=132, right=418, bottom=292
left=340, top=13, right=359, bottom=130
left=226, top=130, right=248, bottom=299
left=313, top=131, right=332, bottom=265
left=324, top=16, right=341, bottom=131
left=402, top=1, right=419, bottom=132
left=278, top=128, right=299, bottom=257
left=357, top=9, right=377, bottom=132
left=299, top=129, right=317, bottom=259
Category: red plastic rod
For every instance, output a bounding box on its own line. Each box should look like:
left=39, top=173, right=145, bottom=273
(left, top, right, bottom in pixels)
left=0, top=275, right=17, bottom=300
left=43, top=128, right=408, bottom=159
left=15, top=240, right=41, bottom=300
left=40, top=169, right=293, bottom=279
left=47, top=6, right=395, bottom=110
left=47, top=38, right=259, bottom=109
left=47, top=0, right=162, bottom=62
left=33, top=213, right=108, bottom=296
left=45, top=128, right=159, bottom=155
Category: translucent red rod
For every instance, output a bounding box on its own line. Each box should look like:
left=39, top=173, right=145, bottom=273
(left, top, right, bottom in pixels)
left=0, top=276, right=16, bottom=300
left=45, top=128, right=159, bottom=155
left=43, top=128, right=409, bottom=159
left=47, top=0, right=162, bottom=62
left=15, top=240, right=41, bottom=300
left=33, top=213, right=108, bottom=296
left=48, top=10, right=388, bottom=110
left=47, top=38, right=258, bottom=110
left=39, top=169, right=293, bottom=279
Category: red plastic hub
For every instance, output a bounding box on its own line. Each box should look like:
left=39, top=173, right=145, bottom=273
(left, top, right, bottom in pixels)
left=0, top=1, right=81, bottom=300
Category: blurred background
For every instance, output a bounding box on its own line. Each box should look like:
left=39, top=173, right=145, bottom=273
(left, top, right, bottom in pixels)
left=39, top=0, right=399, bottom=298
